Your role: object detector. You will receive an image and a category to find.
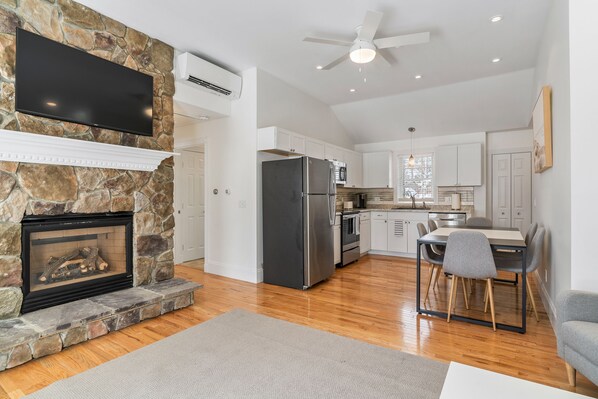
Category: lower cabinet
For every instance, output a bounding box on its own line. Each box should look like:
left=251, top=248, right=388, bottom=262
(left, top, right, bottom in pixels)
left=368, top=211, right=428, bottom=256
left=360, top=212, right=371, bottom=254
left=333, top=215, right=341, bottom=265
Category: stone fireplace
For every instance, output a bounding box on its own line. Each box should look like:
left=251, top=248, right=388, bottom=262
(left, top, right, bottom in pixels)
left=21, top=212, right=134, bottom=313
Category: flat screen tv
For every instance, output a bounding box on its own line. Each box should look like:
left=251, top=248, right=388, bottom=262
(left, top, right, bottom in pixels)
left=15, top=28, right=154, bottom=137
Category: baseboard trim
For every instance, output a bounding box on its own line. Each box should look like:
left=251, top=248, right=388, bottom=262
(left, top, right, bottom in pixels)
left=204, top=260, right=261, bottom=284
left=367, top=250, right=416, bottom=259
left=534, top=270, right=557, bottom=331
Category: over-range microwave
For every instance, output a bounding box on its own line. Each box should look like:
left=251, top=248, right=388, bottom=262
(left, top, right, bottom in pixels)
left=328, top=160, right=347, bottom=185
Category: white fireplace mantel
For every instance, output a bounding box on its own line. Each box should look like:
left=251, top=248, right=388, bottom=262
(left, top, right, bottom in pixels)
left=0, top=129, right=178, bottom=172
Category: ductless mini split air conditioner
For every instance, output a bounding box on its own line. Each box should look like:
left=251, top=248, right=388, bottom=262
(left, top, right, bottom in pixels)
left=175, top=52, right=242, bottom=100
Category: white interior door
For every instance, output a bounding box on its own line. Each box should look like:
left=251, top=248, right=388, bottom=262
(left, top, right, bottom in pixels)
left=492, top=154, right=511, bottom=228
left=511, top=152, right=532, bottom=236
left=174, top=149, right=205, bottom=262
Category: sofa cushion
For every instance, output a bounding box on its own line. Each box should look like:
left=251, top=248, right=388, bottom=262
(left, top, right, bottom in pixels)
left=562, top=321, right=598, bottom=365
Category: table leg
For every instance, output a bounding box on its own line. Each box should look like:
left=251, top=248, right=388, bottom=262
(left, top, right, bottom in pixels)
left=521, top=248, right=527, bottom=333
left=416, top=240, right=421, bottom=314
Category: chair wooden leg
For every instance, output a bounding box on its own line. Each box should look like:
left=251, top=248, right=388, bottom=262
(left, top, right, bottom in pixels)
left=487, top=278, right=496, bottom=331
left=452, top=276, right=459, bottom=311
left=423, top=264, right=435, bottom=305
left=565, top=362, right=577, bottom=387
left=484, top=283, right=489, bottom=313
left=447, top=275, right=457, bottom=323
left=525, top=277, right=539, bottom=322
left=460, top=277, right=470, bottom=309
left=433, top=267, right=441, bottom=290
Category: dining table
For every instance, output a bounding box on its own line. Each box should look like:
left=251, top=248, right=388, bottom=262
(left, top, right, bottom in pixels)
left=416, top=226, right=528, bottom=333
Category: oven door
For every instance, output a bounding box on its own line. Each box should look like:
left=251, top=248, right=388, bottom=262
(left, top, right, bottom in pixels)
left=342, top=214, right=360, bottom=250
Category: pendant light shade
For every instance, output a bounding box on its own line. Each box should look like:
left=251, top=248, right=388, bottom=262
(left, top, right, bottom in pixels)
left=408, top=127, right=416, bottom=167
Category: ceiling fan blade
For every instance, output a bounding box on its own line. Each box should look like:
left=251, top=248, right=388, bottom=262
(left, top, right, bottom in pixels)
left=358, top=10, right=383, bottom=41
left=374, top=32, right=430, bottom=49
left=376, top=50, right=394, bottom=67
left=321, top=53, right=349, bottom=70
left=303, top=36, right=352, bottom=47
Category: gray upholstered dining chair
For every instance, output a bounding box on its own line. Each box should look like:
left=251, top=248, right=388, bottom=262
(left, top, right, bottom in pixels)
left=427, top=219, right=445, bottom=258
left=417, top=223, right=446, bottom=306
left=466, top=217, right=493, bottom=228
left=492, top=227, right=545, bottom=322
left=443, top=231, right=498, bottom=331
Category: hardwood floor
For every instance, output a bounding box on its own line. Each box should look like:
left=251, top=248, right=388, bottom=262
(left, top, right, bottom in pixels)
left=1, top=255, right=596, bottom=398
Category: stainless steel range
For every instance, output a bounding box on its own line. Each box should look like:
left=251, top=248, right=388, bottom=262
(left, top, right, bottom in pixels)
left=341, top=211, right=360, bottom=266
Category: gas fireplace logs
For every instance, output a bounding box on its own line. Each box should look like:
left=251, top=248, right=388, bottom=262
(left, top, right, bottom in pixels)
left=39, top=247, right=109, bottom=283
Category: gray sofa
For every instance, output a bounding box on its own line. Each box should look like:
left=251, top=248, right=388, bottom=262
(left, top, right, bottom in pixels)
left=557, top=290, right=598, bottom=386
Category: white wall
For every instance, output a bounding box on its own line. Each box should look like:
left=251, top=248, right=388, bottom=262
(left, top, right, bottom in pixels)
left=175, top=68, right=261, bottom=283
left=485, top=129, right=533, bottom=218
left=532, top=0, right=571, bottom=317
left=570, top=0, right=598, bottom=292
left=355, top=132, right=487, bottom=217
left=257, top=69, right=354, bottom=148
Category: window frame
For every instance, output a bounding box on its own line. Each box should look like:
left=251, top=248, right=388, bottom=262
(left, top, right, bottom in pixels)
left=396, top=152, right=435, bottom=202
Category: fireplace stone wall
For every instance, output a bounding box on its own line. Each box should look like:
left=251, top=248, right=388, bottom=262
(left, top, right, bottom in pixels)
left=0, top=0, right=176, bottom=318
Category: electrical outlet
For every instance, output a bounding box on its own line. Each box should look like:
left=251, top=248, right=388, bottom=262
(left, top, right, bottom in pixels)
left=239, top=200, right=246, bottom=208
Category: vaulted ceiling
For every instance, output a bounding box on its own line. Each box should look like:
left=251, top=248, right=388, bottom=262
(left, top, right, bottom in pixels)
left=78, top=0, right=551, bottom=142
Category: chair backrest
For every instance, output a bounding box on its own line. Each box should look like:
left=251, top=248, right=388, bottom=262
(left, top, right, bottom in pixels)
left=427, top=219, right=437, bottom=232
left=443, top=231, right=497, bottom=279
left=525, top=227, right=545, bottom=273
left=525, top=223, right=538, bottom=246
left=417, top=223, right=440, bottom=264
left=466, top=217, right=493, bottom=228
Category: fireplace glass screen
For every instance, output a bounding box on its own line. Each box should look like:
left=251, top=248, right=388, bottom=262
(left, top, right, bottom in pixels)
left=29, top=226, right=127, bottom=292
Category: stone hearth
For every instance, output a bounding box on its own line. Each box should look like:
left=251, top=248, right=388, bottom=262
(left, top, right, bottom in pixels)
left=0, top=278, right=201, bottom=370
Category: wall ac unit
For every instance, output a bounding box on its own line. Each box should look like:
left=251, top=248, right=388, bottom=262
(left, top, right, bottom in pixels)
left=175, top=52, right=242, bottom=100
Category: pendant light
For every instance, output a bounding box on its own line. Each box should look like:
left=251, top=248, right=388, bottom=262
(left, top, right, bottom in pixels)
left=408, top=127, right=416, bottom=167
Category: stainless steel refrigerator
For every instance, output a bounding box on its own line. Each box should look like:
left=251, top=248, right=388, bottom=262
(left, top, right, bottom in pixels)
left=262, top=156, right=336, bottom=289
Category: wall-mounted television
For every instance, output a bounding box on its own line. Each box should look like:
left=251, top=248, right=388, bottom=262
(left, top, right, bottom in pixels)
left=15, top=28, right=154, bottom=137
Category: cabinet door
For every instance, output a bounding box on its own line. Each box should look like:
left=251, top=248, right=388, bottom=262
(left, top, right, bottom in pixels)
left=290, top=134, right=305, bottom=155
left=325, top=144, right=344, bottom=162
left=333, top=225, right=341, bottom=265
left=457, top=143, right=482, bottom=186
left=305, top=139, right=326, bottom=159
left=344, top=150, right=363, bottom=188
left=387, top=218, right=408, bottom=252
left=363, top=152, right=392, bottom=188
left=435, top=146, right=458, bottom=186
left=406, top=217, right=427, bottom=254
left=360, top=220, right=371, bottom=254
left=371, top=219, right=388, bottom=251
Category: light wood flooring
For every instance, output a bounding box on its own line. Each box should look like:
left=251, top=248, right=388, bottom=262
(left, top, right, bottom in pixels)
left=0, top=255, right=596, bottom=398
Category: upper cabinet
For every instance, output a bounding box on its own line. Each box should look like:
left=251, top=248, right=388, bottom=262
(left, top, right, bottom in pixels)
left=344, top=149, right=363, bottom=188
left=435, top=143, right=482, bottom=186
left=324, top=144, right=344, bottom=162
left=257, top=126, right=305, bottom=156
left=363, top=151, right=393, bottom=188
left=305, top=138, right=326, bottom=159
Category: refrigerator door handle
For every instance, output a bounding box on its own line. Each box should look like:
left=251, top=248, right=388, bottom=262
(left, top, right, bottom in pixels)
left=355, top=217, right=360, bottom=235
left=328, top=165, right=335, bottom=226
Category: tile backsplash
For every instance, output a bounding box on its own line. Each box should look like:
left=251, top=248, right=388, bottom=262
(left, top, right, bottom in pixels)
left=437, top=186, right=475, bottom=205
left=336, top=186, right=475, bottom=209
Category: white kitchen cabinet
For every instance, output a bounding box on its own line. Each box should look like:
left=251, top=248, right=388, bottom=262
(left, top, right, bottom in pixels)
left=359, top=212, right=371, bottom=254
left=435, top=143, right=482, bottom=186
left=257, top=126, right=305, bottom=155
left=305, top=138, right=326, bottom=159
left=387, top=213, right=408, bottom=253
left=333, top=215, right=341, bottom=265
left=363, top=151, right=393, bottom=188
left=406, top=213, right=428, bottom=253
left=370, top=212, right=388, bottom=251
left=344, top=149, right=363, bottom=188
left=325, top=144, right=345, bottom=162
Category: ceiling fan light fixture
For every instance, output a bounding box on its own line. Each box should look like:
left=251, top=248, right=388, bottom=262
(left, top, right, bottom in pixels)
left=350, top=40, right=376, bottom=64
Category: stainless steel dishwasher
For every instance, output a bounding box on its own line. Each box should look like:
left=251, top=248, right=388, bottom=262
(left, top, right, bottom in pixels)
left=428, top=212, right=467, bottom=227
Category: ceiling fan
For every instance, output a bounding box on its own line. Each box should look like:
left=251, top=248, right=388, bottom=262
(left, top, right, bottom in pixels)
left=303, top=10, right=430, bottom=70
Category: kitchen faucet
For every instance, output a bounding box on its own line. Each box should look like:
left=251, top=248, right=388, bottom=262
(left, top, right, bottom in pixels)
left=409, top=193, right=417, bottom=209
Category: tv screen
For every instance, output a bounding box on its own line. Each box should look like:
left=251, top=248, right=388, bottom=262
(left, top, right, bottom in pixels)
left=15, top=28, right=154, bottom=137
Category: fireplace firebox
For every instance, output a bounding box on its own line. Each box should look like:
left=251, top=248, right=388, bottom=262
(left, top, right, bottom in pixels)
left=21, top=212, right=134, bottom=313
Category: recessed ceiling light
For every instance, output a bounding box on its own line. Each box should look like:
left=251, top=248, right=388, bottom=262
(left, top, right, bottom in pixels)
left=198, top=115, right=210, bottom=120
left=414, top=75, right=422, bottom=79
left=316, top=65, right=323, bottom=70
left=492, top=58, right=502, bottom=63
left=490, top=15, right=503, bottom=23
left=349, top=89, right=356, bottom=93
left=46, top=101, right=57, bottom=107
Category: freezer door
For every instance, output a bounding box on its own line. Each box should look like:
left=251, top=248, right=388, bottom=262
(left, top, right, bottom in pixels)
left=304, top=194, right=335, bottom=287
left=305, top=157, right=333, bottom=195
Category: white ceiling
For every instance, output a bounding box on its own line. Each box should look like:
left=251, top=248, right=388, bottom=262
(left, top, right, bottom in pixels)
left=78, top=0, right=550, bottom=142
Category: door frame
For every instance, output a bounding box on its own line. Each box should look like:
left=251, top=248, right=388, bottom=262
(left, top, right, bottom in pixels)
left=174, top=138, right=208, bottom=265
